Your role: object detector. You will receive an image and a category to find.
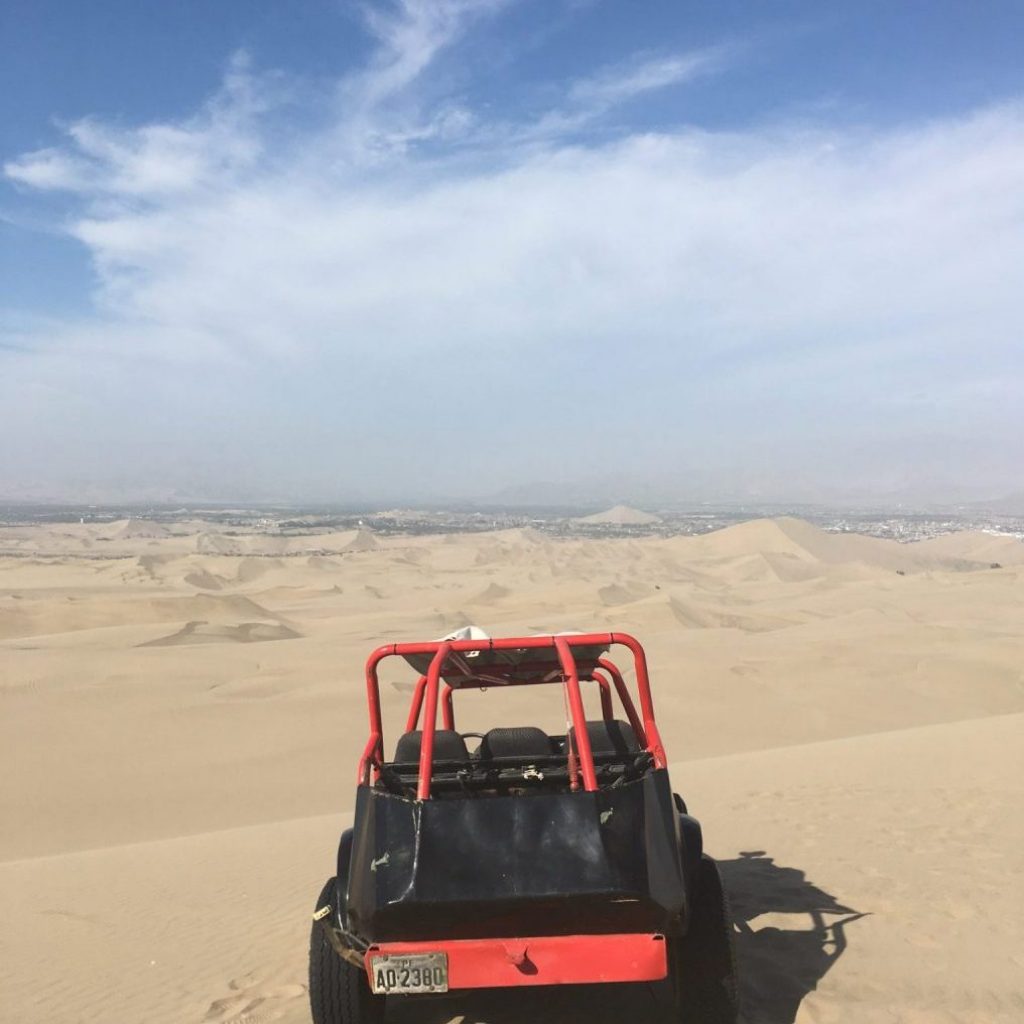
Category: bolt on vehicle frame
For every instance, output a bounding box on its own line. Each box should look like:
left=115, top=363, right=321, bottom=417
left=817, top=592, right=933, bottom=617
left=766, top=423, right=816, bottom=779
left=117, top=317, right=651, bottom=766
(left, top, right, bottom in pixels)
left=310, top=632, right=738, bottom=1023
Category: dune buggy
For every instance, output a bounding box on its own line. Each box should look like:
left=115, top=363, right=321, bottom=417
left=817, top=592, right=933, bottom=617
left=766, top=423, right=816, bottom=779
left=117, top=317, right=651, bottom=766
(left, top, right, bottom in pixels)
left=309, top=631, right=738, bottom=1022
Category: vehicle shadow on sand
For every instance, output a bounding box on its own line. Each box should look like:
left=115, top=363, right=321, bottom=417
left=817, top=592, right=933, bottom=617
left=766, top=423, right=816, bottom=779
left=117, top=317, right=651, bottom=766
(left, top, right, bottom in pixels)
left=722, top=850, right=865, bottom=1023
left=387, top=850, right=864, bottom=1024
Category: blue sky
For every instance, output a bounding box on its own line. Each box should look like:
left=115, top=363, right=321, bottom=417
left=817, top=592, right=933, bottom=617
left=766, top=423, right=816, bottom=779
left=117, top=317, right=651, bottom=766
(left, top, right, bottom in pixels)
left=2, top=1, right=1022, bottom=503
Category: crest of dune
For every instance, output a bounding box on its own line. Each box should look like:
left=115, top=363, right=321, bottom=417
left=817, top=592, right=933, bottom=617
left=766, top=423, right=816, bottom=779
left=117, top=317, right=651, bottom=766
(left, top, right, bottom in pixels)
left=114, top=518, right=171, bottom=540
left=688, top=517, right=996, bottom=574
left=575, top=505, right=663, bottom=525
left=343, top=529, right=380, bottom=553
left=910, top=529, right=1024, bottom=565
left=139, top=620, right=302, bottom=646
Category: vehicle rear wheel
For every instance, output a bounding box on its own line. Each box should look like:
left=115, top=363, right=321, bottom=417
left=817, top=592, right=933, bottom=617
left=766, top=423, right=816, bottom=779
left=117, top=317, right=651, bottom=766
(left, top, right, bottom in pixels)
left=309, top=877, right=385, bottom=1024
left=673, top=855, right=739, bottom=1023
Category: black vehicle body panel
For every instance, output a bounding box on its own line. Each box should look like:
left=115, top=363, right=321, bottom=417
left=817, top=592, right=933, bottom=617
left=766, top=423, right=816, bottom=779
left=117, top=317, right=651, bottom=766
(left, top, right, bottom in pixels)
left=342, top=768, right=689, bottom=942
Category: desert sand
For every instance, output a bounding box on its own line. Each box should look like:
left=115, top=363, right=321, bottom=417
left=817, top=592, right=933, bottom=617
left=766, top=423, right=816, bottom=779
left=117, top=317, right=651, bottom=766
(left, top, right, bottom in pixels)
left=1, top=517, right=1022, bottom=1023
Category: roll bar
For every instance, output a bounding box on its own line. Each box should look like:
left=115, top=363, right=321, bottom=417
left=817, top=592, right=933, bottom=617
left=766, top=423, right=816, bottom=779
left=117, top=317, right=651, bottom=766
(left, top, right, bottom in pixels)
left=358, top=632, right=666, bottom=797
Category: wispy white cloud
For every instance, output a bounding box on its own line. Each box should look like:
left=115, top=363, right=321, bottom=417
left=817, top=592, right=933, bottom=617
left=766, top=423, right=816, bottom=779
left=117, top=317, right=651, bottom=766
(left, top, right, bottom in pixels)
left=357, top=0, right=509, bottom=103
left=328, top=0, right=507, bottom=161
left=2, top=2, right=1022, bottom=501
left=4, top=148, right=92, bottom=191
left=569, top=47, right=731, bottom=107
left=5, top=52, right=268, bottom=200
left=512, top=46, right=735, bottom=144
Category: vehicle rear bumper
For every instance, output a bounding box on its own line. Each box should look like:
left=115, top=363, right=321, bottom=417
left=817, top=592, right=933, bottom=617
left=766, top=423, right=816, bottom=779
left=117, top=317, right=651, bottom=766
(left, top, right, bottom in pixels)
left=365, top=931, right=668, bottom=991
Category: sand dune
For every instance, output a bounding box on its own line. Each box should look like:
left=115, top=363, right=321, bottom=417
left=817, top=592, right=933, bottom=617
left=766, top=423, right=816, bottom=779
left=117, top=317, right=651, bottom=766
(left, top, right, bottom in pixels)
left=184, top=567, right=229, bottom=590
left=473, top=581, right=511, bottom=603
left=912, top=528, right=1024, bottom=565
left=2, top=518, right=1023, bottom=1023
left=597, top=582, right=638, bottom=606
left=575, top=505, right=662, bottom=525
left=687, top=516, right=994, bottom=574
left=140, top=620, right=303, bottom=646
left=343, top=529, right=380, bottom=553
left=114, top=517, right=173, bottom=540
left=0, top=590, right=285, bottom=640
left=197, top=532, right=242, bottom=555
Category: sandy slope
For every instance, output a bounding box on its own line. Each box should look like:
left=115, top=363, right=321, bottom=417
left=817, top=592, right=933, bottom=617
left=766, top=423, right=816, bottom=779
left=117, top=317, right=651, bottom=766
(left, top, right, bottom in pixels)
left=2, top=519, right=1023, bottom=1022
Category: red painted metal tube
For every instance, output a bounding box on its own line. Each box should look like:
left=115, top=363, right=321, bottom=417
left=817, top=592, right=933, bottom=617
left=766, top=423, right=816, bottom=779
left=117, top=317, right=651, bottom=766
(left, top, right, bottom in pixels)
left=360, top=633, right=665, bottom=791
left=416, top=644, right=450, bottom=800
left=357, top=732, right=381, bottom=786
left=376, top=633, right=616, bottom=658
left=364, top=654, right=386, bottom=743
left=589, top=672, right=615, bottom=722
left=441, top=683, right=455, bottom=730
left=359, top=644, right=400, bottom=783
left=596, top=657, right=647, bottom=746
left=554, top=636, right=598, bottom=792
left=608, top=635, right=665, bottom=767
left=610, top=632, right=655, bottom=725
left=404, top=676, right=428, bottom=733
left=365, top=932, right=668, bottom=991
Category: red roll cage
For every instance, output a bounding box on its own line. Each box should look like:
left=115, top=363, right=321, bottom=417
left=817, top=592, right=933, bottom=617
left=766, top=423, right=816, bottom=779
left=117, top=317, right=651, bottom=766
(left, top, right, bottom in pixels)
left=358, top=632, right=667, bottom=799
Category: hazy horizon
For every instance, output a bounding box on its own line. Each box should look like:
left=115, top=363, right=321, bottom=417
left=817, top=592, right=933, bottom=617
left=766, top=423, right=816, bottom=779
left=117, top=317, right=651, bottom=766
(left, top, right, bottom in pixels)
left=2, top=481, right=1023, bottom=513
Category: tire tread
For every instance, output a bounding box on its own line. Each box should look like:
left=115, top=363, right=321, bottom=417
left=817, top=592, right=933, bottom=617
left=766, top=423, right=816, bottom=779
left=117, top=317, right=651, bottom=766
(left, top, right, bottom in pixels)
left=309, top=878, right=385, bottom=1024
left=675, top=854, right=739, bottom=1023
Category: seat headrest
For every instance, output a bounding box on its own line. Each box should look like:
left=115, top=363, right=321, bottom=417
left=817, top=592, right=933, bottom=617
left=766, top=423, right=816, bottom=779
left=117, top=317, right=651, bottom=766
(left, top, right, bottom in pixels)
left=568, top=719, right=640, bottom=755
left=479, top=726, right=553, bottom=760
left=392, top=729, right=469, bottom=764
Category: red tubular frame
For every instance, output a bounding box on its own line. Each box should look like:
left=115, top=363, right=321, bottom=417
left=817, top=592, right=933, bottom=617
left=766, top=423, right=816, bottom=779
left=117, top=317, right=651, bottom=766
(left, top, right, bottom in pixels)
left=416, top=644, right=450, bottom=800
left=554, top=636, right=598, bottom=792
left=596, top=657, right=648, bottom=746
left=596, top=674, right=615, bottom=722
left=405, top=676, right=428, bottom=732
left=441, top=683, right=455, bottom=730
left=358, top=632, right=666, bottom=794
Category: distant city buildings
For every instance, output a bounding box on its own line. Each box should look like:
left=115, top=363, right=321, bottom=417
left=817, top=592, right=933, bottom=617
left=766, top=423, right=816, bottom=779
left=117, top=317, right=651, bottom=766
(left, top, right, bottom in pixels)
left=2, top=503, right=1021, bottom=545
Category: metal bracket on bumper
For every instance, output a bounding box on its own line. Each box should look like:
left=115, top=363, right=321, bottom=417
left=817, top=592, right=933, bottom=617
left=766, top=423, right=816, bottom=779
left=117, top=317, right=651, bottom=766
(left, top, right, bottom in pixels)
left=314, top=906, right=370, bottom=970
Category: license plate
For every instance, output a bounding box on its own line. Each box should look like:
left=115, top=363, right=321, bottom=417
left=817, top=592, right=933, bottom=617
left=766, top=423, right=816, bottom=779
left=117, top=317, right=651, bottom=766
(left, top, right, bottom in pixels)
left=369, top=952, right=448, bottom=994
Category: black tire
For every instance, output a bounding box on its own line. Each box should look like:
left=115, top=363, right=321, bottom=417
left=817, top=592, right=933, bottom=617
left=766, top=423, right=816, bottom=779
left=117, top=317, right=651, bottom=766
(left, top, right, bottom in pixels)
left=673, top=855, right=739, bottom=1023
left=309, top=877, right=385, bottom=1024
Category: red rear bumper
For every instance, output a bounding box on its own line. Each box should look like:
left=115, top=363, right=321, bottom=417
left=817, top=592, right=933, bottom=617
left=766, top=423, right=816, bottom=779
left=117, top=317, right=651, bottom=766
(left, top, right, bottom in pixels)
left=366, top=932, right=668, bottom=991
